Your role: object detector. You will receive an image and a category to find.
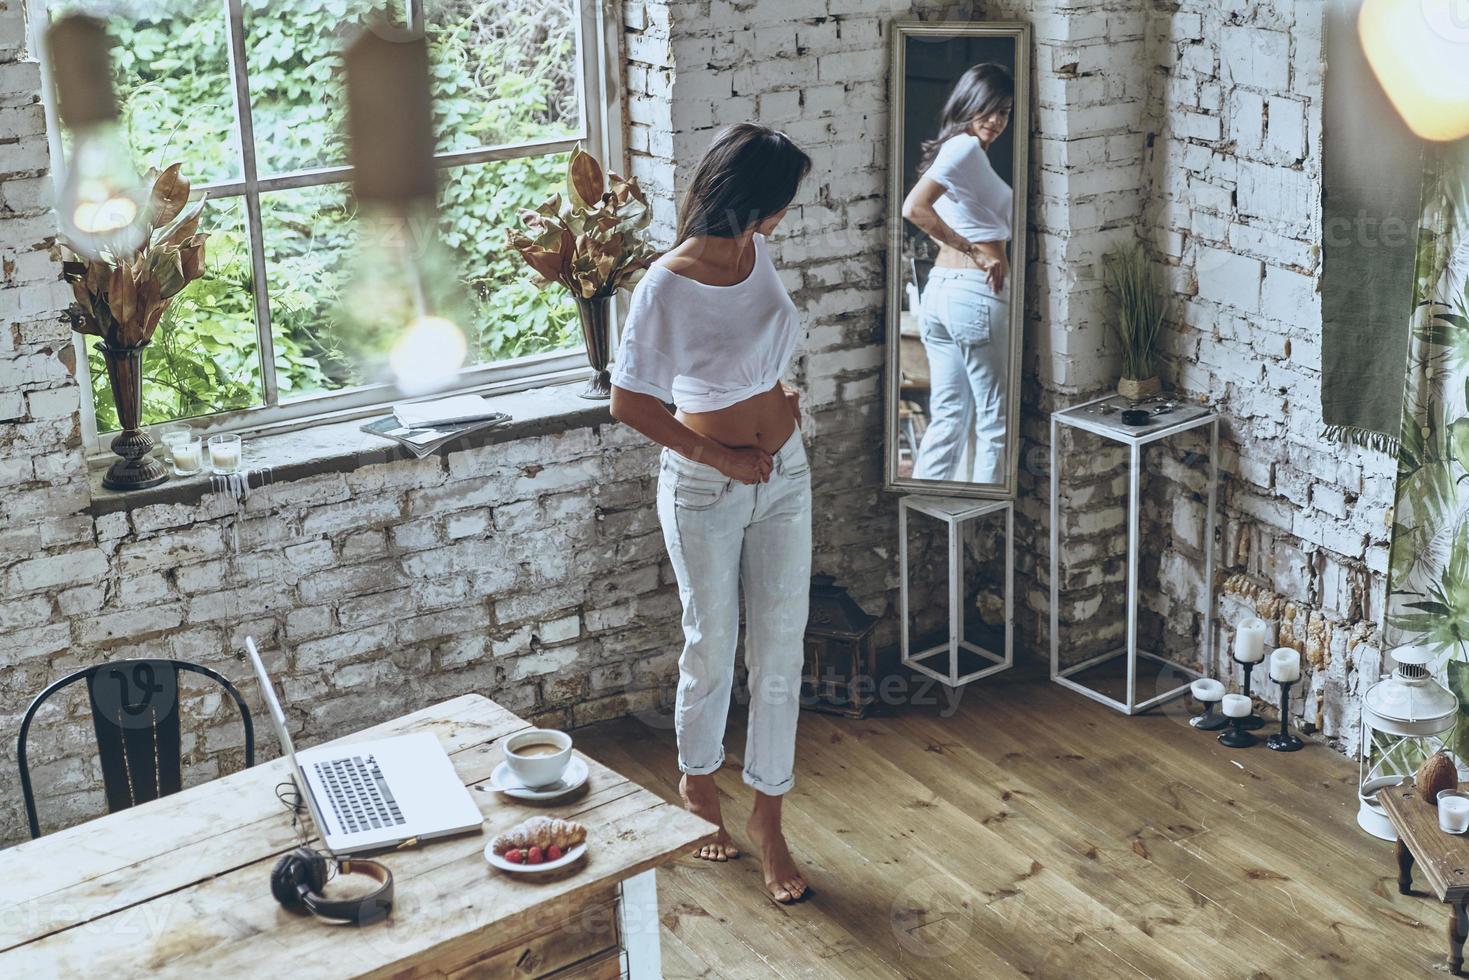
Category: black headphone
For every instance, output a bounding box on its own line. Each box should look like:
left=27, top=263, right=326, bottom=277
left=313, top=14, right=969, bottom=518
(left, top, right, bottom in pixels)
left=270, top=846, right=394, bottom=925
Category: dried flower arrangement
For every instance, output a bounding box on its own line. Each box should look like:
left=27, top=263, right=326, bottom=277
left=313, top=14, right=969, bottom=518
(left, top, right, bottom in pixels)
left=507, top=144, right=658, bottom=301
left=62, top=162, right=209, bottom=348
left=61, top=162, right=208, bottom=490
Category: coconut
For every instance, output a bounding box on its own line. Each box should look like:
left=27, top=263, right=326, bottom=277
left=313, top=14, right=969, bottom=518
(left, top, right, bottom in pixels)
left=1417, top=752, right=1458, bottom=805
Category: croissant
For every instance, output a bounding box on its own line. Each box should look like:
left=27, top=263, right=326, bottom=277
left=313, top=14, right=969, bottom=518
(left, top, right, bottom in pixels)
left=491, top=816, right=587, bottom=854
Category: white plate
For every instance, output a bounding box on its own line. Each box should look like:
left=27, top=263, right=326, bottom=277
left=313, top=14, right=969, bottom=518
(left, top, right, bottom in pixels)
left=486, top=756, right=589, bottom=800
left=485, top=840, right=587, bottom=874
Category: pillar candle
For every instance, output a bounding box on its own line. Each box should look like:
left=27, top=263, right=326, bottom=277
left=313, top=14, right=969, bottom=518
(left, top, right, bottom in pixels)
left=1234, top=618, right=1268, bottom=662
left=1191, top=678, right=1224, bottom=702
left=1221, top=693, right=1252, bottom=718
left=1270, top=648, right=1301, bottom=684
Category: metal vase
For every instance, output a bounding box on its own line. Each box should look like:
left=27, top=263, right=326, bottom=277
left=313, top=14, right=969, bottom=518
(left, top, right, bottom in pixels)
left=574, top=294, right=612, bottom=400
left=99, top=343, right=167, bottom=491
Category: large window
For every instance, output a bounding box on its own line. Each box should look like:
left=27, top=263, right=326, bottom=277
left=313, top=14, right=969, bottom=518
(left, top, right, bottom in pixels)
left=32, top=0, right=611, bottom=445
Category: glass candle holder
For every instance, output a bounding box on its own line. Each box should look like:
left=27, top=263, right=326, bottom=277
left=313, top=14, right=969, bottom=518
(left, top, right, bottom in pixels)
left=158, top=423, right=190, bottom=461
left=172, top=437, right=203, bottom=475
left=1440, top=790, right=1469, bottom=834
left=208, top=433, right=242, bottom=475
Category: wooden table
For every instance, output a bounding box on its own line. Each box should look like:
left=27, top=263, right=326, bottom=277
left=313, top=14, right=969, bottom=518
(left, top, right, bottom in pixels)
left=0, top=693, right=714, bottom=978
left=1379, top=782, right=1469, bottom=975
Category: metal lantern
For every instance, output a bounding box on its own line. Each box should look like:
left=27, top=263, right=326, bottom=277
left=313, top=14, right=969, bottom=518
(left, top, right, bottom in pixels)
left=1357, top=645, right=1459, bottom=840
left=802, top=575, right=880, bottom=719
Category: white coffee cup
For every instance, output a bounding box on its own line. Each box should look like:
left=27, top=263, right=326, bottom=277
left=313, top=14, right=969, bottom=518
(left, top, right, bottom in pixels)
left=503, top=728, right=573, bottom=789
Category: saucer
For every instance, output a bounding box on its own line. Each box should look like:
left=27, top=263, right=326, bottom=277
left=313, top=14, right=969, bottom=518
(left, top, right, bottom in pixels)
left=486, top=756, right=589, bottom=800
left=485, top=840, right=587, bottom=874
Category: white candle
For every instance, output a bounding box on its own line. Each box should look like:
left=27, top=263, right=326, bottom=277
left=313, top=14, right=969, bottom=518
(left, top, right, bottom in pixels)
left=208, top=434, right=242, bottom=474
left=1270, top=648, right=1301, bottom=684
left=1440, top=792, right=1469, bottom=834
left=1234, top=618, right=1268, bottom=663
left=1221, top=693, right=1252, bottom=718
left=173, top=441, right=202, bottom=474
left=1191, top=678, right=1224, bottom=702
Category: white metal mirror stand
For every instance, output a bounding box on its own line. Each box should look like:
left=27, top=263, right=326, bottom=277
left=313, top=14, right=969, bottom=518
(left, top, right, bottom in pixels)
left=899, top=495, right=1014, bottom=687
left=1048, top=396, right=1219, bottom=714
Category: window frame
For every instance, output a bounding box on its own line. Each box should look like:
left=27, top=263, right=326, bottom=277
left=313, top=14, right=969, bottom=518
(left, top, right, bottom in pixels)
left=27, top=0, right=623, bottom=453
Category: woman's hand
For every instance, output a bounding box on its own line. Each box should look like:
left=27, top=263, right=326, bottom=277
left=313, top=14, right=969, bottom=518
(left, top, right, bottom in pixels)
left=985, top=251, right=1008, bottom=294
left=782, top=383, right=801, bottom=423
left=965, top=243, right=1008, bottom=294
left=717, top=445, right=774, bottom=484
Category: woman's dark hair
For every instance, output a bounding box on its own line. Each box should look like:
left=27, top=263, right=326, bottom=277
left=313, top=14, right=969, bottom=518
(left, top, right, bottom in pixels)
left=675, top=124, right=812, bottom=244
left=917, top=63, right=1014, bottom=175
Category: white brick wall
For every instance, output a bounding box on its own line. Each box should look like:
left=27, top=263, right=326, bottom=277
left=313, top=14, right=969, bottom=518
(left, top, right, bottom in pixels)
left=1141, top=0, right=1390, bottom=753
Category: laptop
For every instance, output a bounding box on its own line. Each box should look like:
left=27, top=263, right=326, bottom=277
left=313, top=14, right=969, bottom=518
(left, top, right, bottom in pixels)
left=246, top=637, right=483, bottom=855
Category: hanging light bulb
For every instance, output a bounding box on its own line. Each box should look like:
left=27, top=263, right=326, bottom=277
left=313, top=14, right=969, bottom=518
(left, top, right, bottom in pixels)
left=341, top=24, right=470, bottom=396
left=47, top=15, right=149, bottom=258
left=1359, top=0, right=1469, bottom=142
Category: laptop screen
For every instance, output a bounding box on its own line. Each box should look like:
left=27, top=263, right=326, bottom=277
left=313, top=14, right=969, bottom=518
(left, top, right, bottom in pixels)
left=244, top=637, right=337, bottom=851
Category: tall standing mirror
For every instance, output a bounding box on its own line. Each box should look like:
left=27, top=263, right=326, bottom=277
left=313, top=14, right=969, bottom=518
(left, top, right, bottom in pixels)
left=885, top=21, right=1030, bottom=499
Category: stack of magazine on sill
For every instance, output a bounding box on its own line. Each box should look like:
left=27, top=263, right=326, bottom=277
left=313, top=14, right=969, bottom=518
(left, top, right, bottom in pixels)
left=361, top=395, right=511, bottom=459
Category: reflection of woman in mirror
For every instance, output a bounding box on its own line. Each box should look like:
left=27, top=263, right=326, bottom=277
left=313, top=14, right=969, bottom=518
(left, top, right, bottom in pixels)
left=901, top=63, right=1014, bottom=484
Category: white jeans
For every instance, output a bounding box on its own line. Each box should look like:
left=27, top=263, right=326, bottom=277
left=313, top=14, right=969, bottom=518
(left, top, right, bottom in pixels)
left=912, top=268, right=1011, bottom=484
left=657, top=429, right=812, bottom=796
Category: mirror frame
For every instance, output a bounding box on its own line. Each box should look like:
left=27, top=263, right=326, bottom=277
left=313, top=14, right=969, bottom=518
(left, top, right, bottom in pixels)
left=883, top=20, right=1031, bottom=500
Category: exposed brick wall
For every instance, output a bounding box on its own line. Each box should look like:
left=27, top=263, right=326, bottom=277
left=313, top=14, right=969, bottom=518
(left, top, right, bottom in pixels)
left=1142, top=0, right=1392, bottom=751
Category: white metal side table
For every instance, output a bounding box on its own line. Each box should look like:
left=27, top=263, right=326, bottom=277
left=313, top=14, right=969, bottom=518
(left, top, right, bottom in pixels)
left=1049, top=395, right=1218, bottom=714
left=900, top=494, right=1014, bottom=687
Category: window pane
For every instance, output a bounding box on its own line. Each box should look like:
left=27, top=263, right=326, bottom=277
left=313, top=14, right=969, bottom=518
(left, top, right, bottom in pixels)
left=88, top=198, right=262, bottom=430
left=439, top=155, right=580, bottom=364
left=427, top=0, right=582, bottom=153
left=243, top=0, right=400, bottom=176
left=259, top=155, right=580, bottom=404
left=259, top=182, right=363, bottom=400
left=51, top=1, right=240, bottom=184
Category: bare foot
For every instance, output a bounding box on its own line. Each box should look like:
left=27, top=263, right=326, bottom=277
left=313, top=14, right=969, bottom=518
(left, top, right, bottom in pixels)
left=746, top=792, right=807, bottom=903
left=680, top=773, right=739, bottom=861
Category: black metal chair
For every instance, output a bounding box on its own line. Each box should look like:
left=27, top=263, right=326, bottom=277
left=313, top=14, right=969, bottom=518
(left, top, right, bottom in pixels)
left=17, top=659, right=255, bottom=839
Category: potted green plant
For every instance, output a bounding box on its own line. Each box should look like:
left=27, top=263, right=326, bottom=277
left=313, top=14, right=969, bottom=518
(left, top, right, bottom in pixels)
left=63, top=162, right=208, bottom=490
left=507, top=145, right=658, bottom=399
left=1102, top=244, right=1165, bottom=400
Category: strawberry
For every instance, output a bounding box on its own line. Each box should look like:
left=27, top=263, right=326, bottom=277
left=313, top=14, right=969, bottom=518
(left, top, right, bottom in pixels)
left=547, top=844, right=563, bottom=861
left=504, top=848, right=524, bottom=864
left=527, top=846, right=545, bottom=865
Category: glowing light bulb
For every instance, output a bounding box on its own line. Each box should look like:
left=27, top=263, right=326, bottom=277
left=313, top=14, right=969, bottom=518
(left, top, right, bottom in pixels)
left=1360, top=0, right=1469, bottom=142
left=390, top=315, right=468, bottom=396
left=60, top=121, right=147, bottom=256
left=46, top=15, right=149, bottom=258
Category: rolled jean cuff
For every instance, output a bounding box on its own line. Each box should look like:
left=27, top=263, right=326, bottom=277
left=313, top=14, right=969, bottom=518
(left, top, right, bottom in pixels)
left=743, top=767, right=794, bottom=796
left=679, top=750, right=725, bottom=776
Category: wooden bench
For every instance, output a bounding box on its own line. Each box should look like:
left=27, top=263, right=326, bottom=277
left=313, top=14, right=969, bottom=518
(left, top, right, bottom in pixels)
left=1378, top=782, right=1469, bottom=975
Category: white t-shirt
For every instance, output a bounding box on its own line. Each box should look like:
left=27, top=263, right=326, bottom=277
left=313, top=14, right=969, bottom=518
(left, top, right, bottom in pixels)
left=926, top=133, right=1013, bottom=243
left=610, top=233, right=800, bottom=413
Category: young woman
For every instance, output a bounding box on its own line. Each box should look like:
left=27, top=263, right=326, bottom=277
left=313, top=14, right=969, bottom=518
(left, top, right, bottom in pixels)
left=609, top=124, right=814, bottom=905
left=901, top=63, right=1015, bottom=484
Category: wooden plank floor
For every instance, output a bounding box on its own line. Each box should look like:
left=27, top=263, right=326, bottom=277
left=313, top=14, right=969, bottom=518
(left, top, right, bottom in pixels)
left=580, top=666, right=1441, bottom=979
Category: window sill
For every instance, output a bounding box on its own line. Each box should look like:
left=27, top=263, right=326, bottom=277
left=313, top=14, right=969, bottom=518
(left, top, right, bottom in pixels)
left=87, top=381, right=613, bottom=517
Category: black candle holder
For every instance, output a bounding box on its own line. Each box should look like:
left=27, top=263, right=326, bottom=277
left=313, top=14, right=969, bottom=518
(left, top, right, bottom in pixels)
left=1218, top=712, right=1258, bottom=748
left=1190, top=698, right=1228, bottom=731
left=1189, top=681, right=1229, bottom=731
left=1233, top=656, right=1266, bottom=730
left=1266, top=679, right=1303, bottom=752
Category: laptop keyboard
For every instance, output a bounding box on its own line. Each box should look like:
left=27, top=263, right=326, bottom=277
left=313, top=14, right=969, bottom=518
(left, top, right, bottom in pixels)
left=313, top=754, right=406, bottom=835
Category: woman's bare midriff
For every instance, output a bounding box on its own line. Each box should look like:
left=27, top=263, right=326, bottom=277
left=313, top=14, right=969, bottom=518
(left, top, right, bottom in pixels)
left=677, top=381, right=795, bottom=456
left=935, top=240, right=1006, bottom=269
